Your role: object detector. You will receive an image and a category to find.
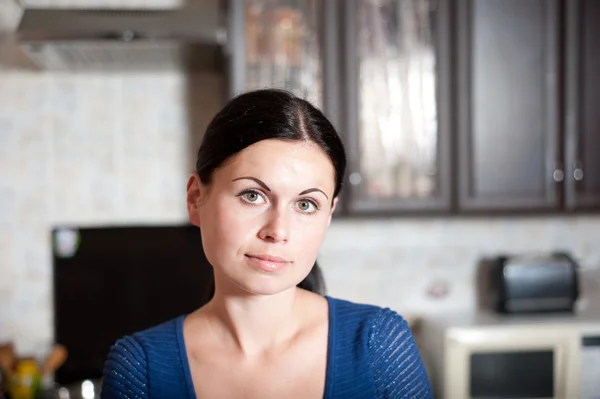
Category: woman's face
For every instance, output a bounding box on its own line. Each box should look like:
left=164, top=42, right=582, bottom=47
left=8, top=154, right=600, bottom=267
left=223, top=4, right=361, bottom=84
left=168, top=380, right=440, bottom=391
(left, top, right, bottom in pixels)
left=187, top=139, right=337, bottom=296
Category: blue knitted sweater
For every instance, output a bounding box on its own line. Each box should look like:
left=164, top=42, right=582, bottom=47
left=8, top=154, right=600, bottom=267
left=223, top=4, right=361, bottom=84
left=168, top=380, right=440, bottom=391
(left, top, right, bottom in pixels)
left=100, top=296, right=432, bottom=398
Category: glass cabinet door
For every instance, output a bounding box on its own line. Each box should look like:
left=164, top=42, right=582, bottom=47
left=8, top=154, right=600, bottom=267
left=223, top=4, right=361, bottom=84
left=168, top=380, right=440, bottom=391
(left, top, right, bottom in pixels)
left=243, top=0, right=323, bottom=108
left=344, top=0, right=451, bottom=213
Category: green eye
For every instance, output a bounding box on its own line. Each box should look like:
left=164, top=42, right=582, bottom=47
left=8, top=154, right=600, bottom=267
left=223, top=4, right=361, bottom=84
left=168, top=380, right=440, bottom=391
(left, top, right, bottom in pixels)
left=297, top=200, right=317, bottom=213
left=238, top=190, right=266, bottom=205
left=243, top=192, right=260, bottom=202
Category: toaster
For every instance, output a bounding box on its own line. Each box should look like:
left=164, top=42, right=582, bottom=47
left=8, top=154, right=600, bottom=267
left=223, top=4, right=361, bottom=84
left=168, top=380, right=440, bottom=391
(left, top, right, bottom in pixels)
left=488, top=252, right=580, bottom=314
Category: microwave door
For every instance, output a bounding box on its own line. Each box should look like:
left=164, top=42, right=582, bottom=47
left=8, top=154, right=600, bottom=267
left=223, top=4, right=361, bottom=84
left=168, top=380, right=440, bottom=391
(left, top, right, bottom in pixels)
left=581, top=336, right=600, bottom=399
left=470, top=350, right=554, bottom=399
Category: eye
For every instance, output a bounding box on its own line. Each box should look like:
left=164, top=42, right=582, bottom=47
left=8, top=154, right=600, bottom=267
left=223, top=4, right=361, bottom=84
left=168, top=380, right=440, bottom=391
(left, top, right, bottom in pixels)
left=239, top=190, right=266, bottom=205
left=296, top=199, right=318, bottom=214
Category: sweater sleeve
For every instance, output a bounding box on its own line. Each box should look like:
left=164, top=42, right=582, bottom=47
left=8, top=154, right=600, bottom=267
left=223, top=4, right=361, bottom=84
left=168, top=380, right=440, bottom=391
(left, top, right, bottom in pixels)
left=100, top=335, right=149, bottom=399
left=368, top=308, right=432, bottom=399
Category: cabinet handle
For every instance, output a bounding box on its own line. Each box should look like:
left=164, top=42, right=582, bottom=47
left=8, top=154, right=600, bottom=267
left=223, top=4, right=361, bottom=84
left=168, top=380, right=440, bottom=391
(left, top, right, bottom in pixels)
left=553, top=169, right=564, bottom=183
left=349, top=172, right=362, bottom=186
left=573, top=161, right=584, bottom=181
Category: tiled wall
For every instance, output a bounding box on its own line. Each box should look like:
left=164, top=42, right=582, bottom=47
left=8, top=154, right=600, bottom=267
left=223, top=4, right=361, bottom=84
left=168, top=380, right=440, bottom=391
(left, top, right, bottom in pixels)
left=1, top=0, right=600, bottom=358
left=0, top=69, right=225, bottom=355
left=321, top=217, right=600, bottom=313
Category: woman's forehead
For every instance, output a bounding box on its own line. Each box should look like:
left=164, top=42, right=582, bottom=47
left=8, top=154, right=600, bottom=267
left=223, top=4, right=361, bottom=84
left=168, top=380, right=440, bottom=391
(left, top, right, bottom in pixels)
left=219, top=140, right=335, bottom=190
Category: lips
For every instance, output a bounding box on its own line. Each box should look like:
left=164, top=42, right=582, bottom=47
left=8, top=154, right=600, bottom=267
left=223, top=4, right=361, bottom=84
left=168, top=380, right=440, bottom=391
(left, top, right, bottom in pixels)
left=245, top=254, right=290, bottom=272
left=246, top=254, right=289, bottom=263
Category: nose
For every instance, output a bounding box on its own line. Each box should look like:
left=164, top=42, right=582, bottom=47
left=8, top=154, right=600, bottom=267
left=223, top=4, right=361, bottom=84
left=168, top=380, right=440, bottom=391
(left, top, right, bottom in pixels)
left=258, top=207, right=290, bottom=243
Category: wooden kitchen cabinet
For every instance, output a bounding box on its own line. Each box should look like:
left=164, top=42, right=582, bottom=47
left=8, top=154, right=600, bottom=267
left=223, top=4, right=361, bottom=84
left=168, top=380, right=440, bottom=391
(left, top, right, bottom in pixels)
left=227, top=0, right=456, bottom=216
left=342, top=0, right=453, bottom=214
left=224, top=0, right=600, bottom=216
left=456, top=0, right=562, bottom=212
left=564, top=0, right=600, bottom=211
left=243, top=0, right=323, bottom=107
left=226, top=0, right=336, bottom=113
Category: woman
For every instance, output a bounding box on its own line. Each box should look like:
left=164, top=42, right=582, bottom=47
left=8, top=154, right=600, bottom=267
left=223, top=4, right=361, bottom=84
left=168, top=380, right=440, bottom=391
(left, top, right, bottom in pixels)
left=101, top=89, right=432, bottom=399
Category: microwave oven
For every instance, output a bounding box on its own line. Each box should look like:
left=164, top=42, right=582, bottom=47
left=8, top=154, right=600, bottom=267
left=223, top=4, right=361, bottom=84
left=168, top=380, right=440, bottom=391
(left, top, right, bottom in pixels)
left=419, top=310, right=600, bottom=399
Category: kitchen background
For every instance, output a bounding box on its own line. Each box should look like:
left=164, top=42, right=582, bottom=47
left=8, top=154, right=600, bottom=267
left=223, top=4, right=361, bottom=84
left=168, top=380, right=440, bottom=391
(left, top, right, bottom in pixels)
left=1, top=0, right=600, bottom=371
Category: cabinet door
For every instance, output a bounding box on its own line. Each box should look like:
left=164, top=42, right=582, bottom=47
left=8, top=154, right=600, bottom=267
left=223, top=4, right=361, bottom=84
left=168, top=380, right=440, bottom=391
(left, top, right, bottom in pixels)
left=228, top=0, right=324, bottom=108
left=457, top=0, right=561, bottom=212
left=565, top=0, right=600, bottom=211
left=343, top=0, right=452, bottom=214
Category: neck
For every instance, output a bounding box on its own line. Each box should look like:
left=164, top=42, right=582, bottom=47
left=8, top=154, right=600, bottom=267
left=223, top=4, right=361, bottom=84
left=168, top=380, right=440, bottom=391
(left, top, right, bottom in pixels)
left=205, top=285, right=302, bottom=357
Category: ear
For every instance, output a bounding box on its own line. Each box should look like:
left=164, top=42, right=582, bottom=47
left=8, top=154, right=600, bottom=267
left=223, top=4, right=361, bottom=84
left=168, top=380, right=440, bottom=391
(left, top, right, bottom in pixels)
left=187, top=173, right=203, bottom=227
left=327, top=197, right=339, bottom=226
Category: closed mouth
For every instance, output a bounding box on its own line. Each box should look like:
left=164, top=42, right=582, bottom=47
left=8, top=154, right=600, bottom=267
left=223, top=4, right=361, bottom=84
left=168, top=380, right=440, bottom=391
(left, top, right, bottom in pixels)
left=245, top=254, right=290, bottom=263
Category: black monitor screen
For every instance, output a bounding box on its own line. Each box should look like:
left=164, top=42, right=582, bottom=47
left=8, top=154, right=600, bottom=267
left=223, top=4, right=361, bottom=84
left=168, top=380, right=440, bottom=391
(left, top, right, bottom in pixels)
left=51, top=224, right=213, bottom=385
left=470, top=350, right=554, bottom=398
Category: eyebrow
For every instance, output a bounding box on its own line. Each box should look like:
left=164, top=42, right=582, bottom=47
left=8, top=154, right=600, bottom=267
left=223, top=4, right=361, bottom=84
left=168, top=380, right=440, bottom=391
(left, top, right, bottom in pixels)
left=232, top=176, right=329, bottom=199
left=298, top=188, right=329, bottom=199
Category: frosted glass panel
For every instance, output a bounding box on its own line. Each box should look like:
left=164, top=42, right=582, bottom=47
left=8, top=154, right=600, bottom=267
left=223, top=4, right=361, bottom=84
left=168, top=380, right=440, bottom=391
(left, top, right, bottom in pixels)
left=357, top=0, right=439, bottom=199
left=245, top=0, right=322, bottom=108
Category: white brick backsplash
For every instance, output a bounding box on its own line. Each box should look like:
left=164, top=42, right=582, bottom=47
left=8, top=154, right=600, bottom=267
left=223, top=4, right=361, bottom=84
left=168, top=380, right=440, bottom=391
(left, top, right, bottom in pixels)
left=0, top=69, right=225, bottom=355
left=321, top=218, right=600, bottom=315
left=1, top=66, right=599, bottom=358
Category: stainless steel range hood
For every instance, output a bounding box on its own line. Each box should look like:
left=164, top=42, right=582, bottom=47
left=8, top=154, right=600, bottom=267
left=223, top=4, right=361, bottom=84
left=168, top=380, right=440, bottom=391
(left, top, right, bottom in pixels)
left=15, top=2, right=227, bottom=71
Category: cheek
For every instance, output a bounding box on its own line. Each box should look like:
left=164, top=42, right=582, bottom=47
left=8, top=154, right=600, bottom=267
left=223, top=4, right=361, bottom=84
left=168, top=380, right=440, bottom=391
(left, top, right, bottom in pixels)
left=291, top=217, right=329, bottom=261
left=199, top=197, right=252, bottom=264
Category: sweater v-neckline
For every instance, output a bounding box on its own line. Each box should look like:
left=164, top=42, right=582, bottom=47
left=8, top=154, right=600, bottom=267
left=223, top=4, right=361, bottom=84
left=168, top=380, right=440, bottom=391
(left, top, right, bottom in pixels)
left=176, top=296, right=337, bottom=399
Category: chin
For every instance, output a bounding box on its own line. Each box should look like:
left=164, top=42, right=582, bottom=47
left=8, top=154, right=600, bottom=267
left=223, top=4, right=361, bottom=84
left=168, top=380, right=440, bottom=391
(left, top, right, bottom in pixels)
left=234, top=276, right=299, bottom=297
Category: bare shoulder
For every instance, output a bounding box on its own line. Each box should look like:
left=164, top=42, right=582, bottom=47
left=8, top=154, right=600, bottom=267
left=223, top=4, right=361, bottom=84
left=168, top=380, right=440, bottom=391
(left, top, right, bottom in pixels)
left=181, top=304, right=213, bottom=350
left=295, top=288, right=329, bottom=329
